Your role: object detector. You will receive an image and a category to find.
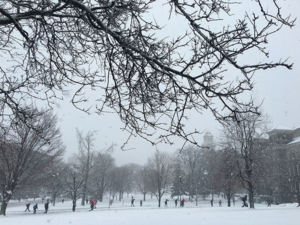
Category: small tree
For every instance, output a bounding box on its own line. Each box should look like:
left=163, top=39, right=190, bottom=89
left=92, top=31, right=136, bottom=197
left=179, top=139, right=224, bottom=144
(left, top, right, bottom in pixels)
left=76, top=130, right=96, bottom=206
left=215, top=148, right=239, bottom=207
left=89, top=152, right=115, bottom=202
left=147, top=151, right=174, bottom=207
left=180, top=146, right=204, bottom=200
left=135, top=165, right=149, bottom=201
left=63, top=163, right=84, bottom=212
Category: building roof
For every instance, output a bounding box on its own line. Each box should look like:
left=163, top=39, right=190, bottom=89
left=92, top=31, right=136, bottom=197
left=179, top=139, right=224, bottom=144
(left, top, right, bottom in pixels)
left=287, top=136, right=300, bottom=145
left=267, top=124, right=294, bottom=135
left=272, top=124, right=292, bottom=131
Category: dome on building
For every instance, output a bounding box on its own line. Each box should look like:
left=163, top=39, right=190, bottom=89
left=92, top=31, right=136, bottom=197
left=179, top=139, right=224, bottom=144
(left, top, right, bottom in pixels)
left=202, top=130, right=215, bottom=148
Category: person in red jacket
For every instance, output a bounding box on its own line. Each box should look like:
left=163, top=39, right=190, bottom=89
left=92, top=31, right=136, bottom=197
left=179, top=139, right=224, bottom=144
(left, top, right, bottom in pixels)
left=89, top=200, right=95, bottom=211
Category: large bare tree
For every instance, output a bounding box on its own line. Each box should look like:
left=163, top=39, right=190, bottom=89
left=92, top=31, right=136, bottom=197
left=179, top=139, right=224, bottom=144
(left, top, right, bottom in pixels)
left=0, top=109, right=65, bottom=215
left=220, top=111, right=270, bottom=208
left=0, top=0, right=295, bottom=148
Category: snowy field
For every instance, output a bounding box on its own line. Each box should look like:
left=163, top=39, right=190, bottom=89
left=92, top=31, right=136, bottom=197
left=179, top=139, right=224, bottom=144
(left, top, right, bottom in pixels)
left=1, top=195, right=299, bottom=225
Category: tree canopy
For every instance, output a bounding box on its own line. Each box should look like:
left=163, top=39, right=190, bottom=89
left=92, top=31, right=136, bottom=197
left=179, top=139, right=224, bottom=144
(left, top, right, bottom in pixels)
left=0, top=0, right=295, bottom=147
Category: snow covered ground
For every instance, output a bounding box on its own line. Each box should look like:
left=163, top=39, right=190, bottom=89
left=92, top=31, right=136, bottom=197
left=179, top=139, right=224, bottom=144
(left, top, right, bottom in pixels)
left=1, top=195, right=299, bottom=225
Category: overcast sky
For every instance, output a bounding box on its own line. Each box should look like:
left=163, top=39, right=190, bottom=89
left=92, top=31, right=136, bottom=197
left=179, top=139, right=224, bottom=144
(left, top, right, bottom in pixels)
left=46, top=1, right=300, bottom=166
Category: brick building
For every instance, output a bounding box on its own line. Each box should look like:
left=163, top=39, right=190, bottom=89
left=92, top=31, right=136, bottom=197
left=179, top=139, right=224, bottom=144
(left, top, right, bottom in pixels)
left=265, top=125, right=300, bottom=203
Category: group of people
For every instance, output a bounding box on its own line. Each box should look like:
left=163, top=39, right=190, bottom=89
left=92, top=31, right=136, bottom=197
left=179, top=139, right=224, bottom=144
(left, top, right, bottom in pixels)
left=24, top=193, right=300, bottom=214
left=174, top=198, right=186, bottom=207
left=24, top=201, right=49, bottom=214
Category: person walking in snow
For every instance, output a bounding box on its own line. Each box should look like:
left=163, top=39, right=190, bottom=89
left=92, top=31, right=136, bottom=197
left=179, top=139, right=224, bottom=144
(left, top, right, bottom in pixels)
left=33, top=203, right=38, bottom=214
left=180, top=199, right=185, bottom=207
left=25, top=203, right=31, bottom=212
left=131, top=197, right=135, bottom=207
left=140, top=200, right=143, bottom=207
left=89, top=200, right=95, bottom=211
left=44, top=202, right=49, bottom=214
left=241, top=195, right=248, bottom=207
left=219, top=199, right=222, bottom=207
left=175, top=199, right=178, bottom=207
left=164, top=199, right=169, bottom=207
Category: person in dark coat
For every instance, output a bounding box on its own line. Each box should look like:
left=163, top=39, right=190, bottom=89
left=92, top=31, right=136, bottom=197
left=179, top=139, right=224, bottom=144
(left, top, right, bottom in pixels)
left=131, top=198, right=135, bottom=207
left=241, top=195, right=248, bottom=207
left=62, top=199, right=64, bottom=204
left=164, top=199, right=169, bottom=207
left=25, top=203, right=31, bottom=212
left=44, top=202, right=49, bottom=214
left=89, top=200, right=95, bottom=211
left=219, top=199, right=222, bottom=207
left=180, top=199, right=184, bottom=207
left=140, top=200, right=143, bottom=207
left=175, top=199, right=178, bottom=207
left=33, top=203, right=38, bottom=214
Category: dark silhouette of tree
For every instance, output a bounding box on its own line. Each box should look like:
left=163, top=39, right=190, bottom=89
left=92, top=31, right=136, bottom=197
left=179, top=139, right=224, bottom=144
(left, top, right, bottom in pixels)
left=89, top=152, right=115, bottom=202
left=0, top=109, right=65, bottom=215
left=147, top=151, right=174, bottom=207
left=220, top=111, right=270, bottom=208
left=215, top=148, right=239, bottom=207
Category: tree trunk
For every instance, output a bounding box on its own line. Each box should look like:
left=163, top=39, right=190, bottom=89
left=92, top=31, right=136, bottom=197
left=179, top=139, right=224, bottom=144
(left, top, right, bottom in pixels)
left=72, top=199, right=76, bottom=212
left=0, top=193, right=12, bottom=216
left=158, top=196, right=161, bottom=207
left=72, top=190, right=77, bottom=212
left=143, top=192, right=146, bottom=201
left=81, top=168, right=89, bottom=206
left=0, top=200, right=8, bottom=216
left=227, top=195, right=231, bottom=207
left=99, top=189, right=104, bottom=202
left=249, top=187, right=255, bottom=209
left=52, top=192, right=56, bottom=206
